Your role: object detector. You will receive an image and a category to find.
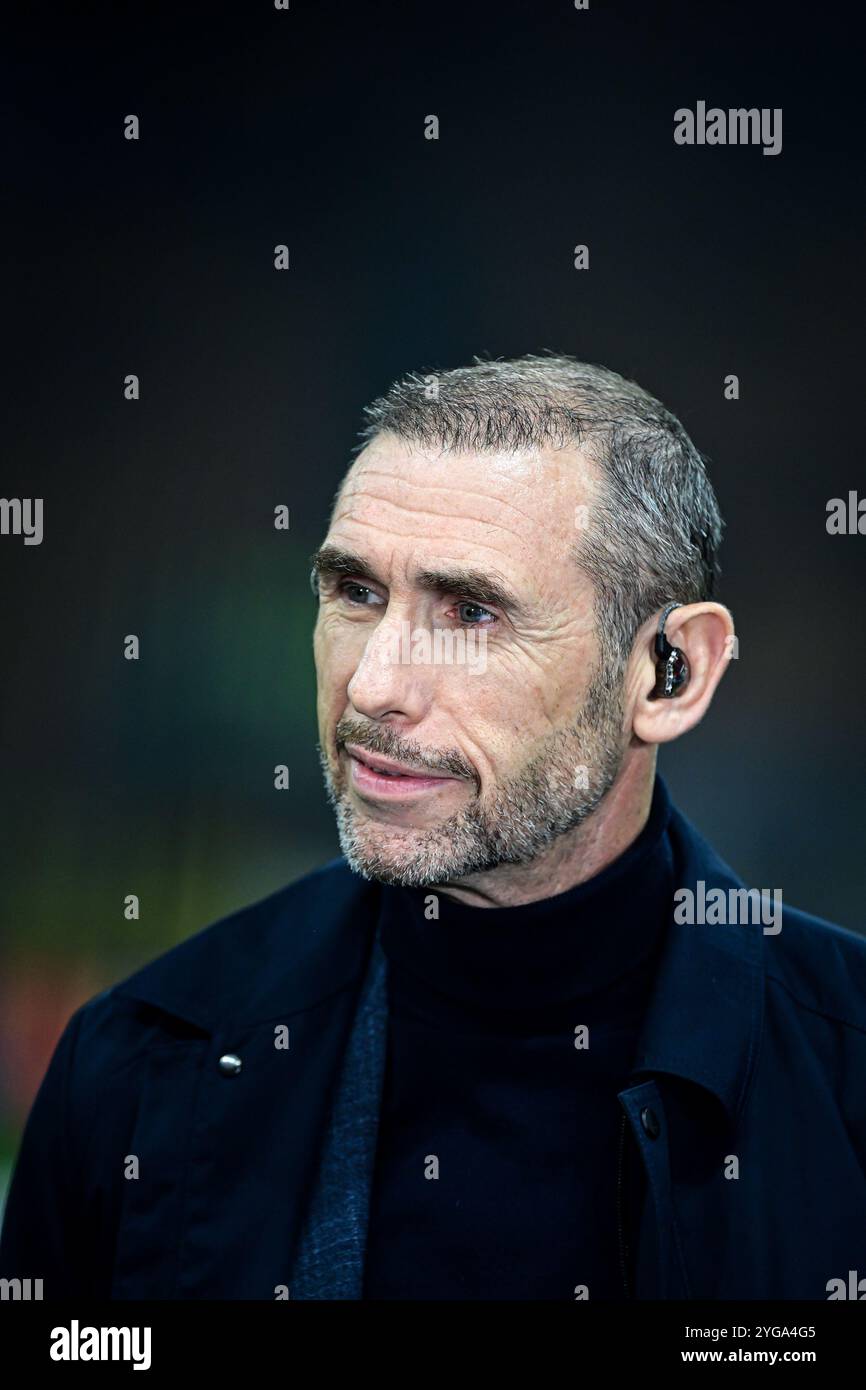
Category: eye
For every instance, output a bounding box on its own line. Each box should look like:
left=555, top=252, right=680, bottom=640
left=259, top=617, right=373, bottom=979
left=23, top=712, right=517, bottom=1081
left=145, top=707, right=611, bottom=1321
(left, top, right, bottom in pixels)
left=336, top=580, right=384, bottom=607
left=453, top=600, right=496, bottom=627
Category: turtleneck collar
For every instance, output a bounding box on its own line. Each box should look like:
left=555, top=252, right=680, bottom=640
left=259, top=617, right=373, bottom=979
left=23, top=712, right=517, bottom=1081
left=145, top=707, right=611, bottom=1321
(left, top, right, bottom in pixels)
left=376, top=774, right=674, bottom=1015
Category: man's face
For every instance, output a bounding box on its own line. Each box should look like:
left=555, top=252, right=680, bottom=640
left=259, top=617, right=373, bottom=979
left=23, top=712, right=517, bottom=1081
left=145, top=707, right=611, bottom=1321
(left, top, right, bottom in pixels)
left=313, top=432, right=628, bottom=888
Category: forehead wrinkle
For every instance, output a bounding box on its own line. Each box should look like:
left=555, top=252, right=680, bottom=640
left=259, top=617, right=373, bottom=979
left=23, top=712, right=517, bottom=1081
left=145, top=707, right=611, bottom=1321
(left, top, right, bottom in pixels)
left=335, top=511, right=544, bottom=586
left=339, top=506, right=539, bottom=561
left=341, top=463, right=562, bottom=536
left=337, top=474, right=567, bottom=559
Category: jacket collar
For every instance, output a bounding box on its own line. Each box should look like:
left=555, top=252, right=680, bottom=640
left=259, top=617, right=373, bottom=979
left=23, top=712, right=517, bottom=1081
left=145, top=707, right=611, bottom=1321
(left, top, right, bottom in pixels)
left=114, top=780, right=764, bottom=1125
left=112, top=855, right=381, bottom=1032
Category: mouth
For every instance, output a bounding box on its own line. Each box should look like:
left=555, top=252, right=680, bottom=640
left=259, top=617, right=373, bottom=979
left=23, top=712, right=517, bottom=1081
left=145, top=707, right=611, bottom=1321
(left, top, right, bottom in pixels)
left=343, top=743, right=461, bottom=800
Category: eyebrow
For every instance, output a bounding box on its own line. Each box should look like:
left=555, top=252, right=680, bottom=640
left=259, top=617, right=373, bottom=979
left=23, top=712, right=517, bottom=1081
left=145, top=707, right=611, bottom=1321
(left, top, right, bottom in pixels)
left=309, top=544, right=529, bottom=620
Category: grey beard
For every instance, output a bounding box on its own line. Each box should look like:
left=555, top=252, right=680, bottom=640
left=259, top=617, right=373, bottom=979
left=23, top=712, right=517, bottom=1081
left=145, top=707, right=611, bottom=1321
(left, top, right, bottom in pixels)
left=317, top=671, right=626, bottom=890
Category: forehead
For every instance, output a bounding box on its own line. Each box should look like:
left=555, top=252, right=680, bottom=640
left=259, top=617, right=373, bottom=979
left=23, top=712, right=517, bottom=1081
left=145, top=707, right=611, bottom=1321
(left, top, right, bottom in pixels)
left=329, top=433, right=599, bottom=580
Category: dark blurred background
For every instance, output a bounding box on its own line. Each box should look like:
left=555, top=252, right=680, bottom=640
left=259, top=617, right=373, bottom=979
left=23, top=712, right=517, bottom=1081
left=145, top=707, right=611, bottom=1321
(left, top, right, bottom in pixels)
left=1, top=0, right=863, bottom=1202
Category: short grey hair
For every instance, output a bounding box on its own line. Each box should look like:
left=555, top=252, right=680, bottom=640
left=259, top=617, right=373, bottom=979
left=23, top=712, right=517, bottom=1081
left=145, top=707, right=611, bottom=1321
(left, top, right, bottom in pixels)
left=357, top=353, right=724, bottom=674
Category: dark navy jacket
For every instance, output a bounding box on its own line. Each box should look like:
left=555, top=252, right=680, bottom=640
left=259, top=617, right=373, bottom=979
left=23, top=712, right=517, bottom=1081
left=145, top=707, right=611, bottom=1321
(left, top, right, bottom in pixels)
left=2, top=797, right=866, bottom=1300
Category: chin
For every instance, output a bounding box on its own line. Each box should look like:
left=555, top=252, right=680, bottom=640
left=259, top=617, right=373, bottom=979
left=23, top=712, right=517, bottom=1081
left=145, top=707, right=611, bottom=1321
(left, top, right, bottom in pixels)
left=336, top=807, right=453, bottom=887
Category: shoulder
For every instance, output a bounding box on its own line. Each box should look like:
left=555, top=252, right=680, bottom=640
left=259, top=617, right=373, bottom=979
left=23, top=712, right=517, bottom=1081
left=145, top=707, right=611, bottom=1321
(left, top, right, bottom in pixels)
left=668, top=797, right=866, bottom=1036
left=74, top=855, right=379, bottom=1044
left=764, top=901, right=866, bottom=1036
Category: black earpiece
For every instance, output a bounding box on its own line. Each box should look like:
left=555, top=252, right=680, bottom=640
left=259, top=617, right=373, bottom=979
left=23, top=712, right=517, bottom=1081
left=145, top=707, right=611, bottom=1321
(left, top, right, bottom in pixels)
left=649, top=602, right=690, bottom=699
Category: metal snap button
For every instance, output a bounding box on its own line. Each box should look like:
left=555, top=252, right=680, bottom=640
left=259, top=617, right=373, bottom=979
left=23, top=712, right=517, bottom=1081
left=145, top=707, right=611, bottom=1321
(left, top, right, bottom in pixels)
left=640, top=1105, right=661, bottom=1138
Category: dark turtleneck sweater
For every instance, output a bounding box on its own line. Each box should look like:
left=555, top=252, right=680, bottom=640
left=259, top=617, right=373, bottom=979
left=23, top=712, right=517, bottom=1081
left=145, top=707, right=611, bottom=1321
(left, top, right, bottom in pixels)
left=361, top=775, right=674, bottom=1301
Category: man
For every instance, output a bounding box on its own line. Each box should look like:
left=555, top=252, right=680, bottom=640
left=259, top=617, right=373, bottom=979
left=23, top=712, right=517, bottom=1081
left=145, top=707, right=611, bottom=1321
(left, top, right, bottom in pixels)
left=2, top=354, right=865, bottom=1300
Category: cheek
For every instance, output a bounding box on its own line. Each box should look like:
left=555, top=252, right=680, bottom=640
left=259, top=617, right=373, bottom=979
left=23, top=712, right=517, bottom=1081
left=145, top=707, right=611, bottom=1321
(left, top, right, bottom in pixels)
left=468, top=658, right=551, bottom=736
left=314, top=613, right=340, bottom=677
left=314, top=619, right=359, bottom=713
left=447, top=691, right=528, bottom=786
left=456, top=668, right=573, bottom=785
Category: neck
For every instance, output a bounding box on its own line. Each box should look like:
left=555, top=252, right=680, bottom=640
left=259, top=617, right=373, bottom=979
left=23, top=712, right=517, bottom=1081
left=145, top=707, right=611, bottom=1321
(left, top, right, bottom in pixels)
left=435, top=749, right=657, bottom=909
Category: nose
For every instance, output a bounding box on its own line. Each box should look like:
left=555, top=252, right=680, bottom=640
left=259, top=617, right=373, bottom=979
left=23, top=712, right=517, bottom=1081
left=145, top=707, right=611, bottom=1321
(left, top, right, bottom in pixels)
left=346, top=611, right=430, bottom=725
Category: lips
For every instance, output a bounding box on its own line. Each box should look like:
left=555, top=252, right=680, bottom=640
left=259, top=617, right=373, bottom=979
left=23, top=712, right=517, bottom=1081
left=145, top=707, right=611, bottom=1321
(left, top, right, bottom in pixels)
left=344, top=744, right=450, bottom=779
left=343, top=743, right=459, bottom=799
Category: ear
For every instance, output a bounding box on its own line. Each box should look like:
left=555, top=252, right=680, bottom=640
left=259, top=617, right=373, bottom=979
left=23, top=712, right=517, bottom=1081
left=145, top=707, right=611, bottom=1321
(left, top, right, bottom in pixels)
left=631, top=602, right=735, bottom=746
